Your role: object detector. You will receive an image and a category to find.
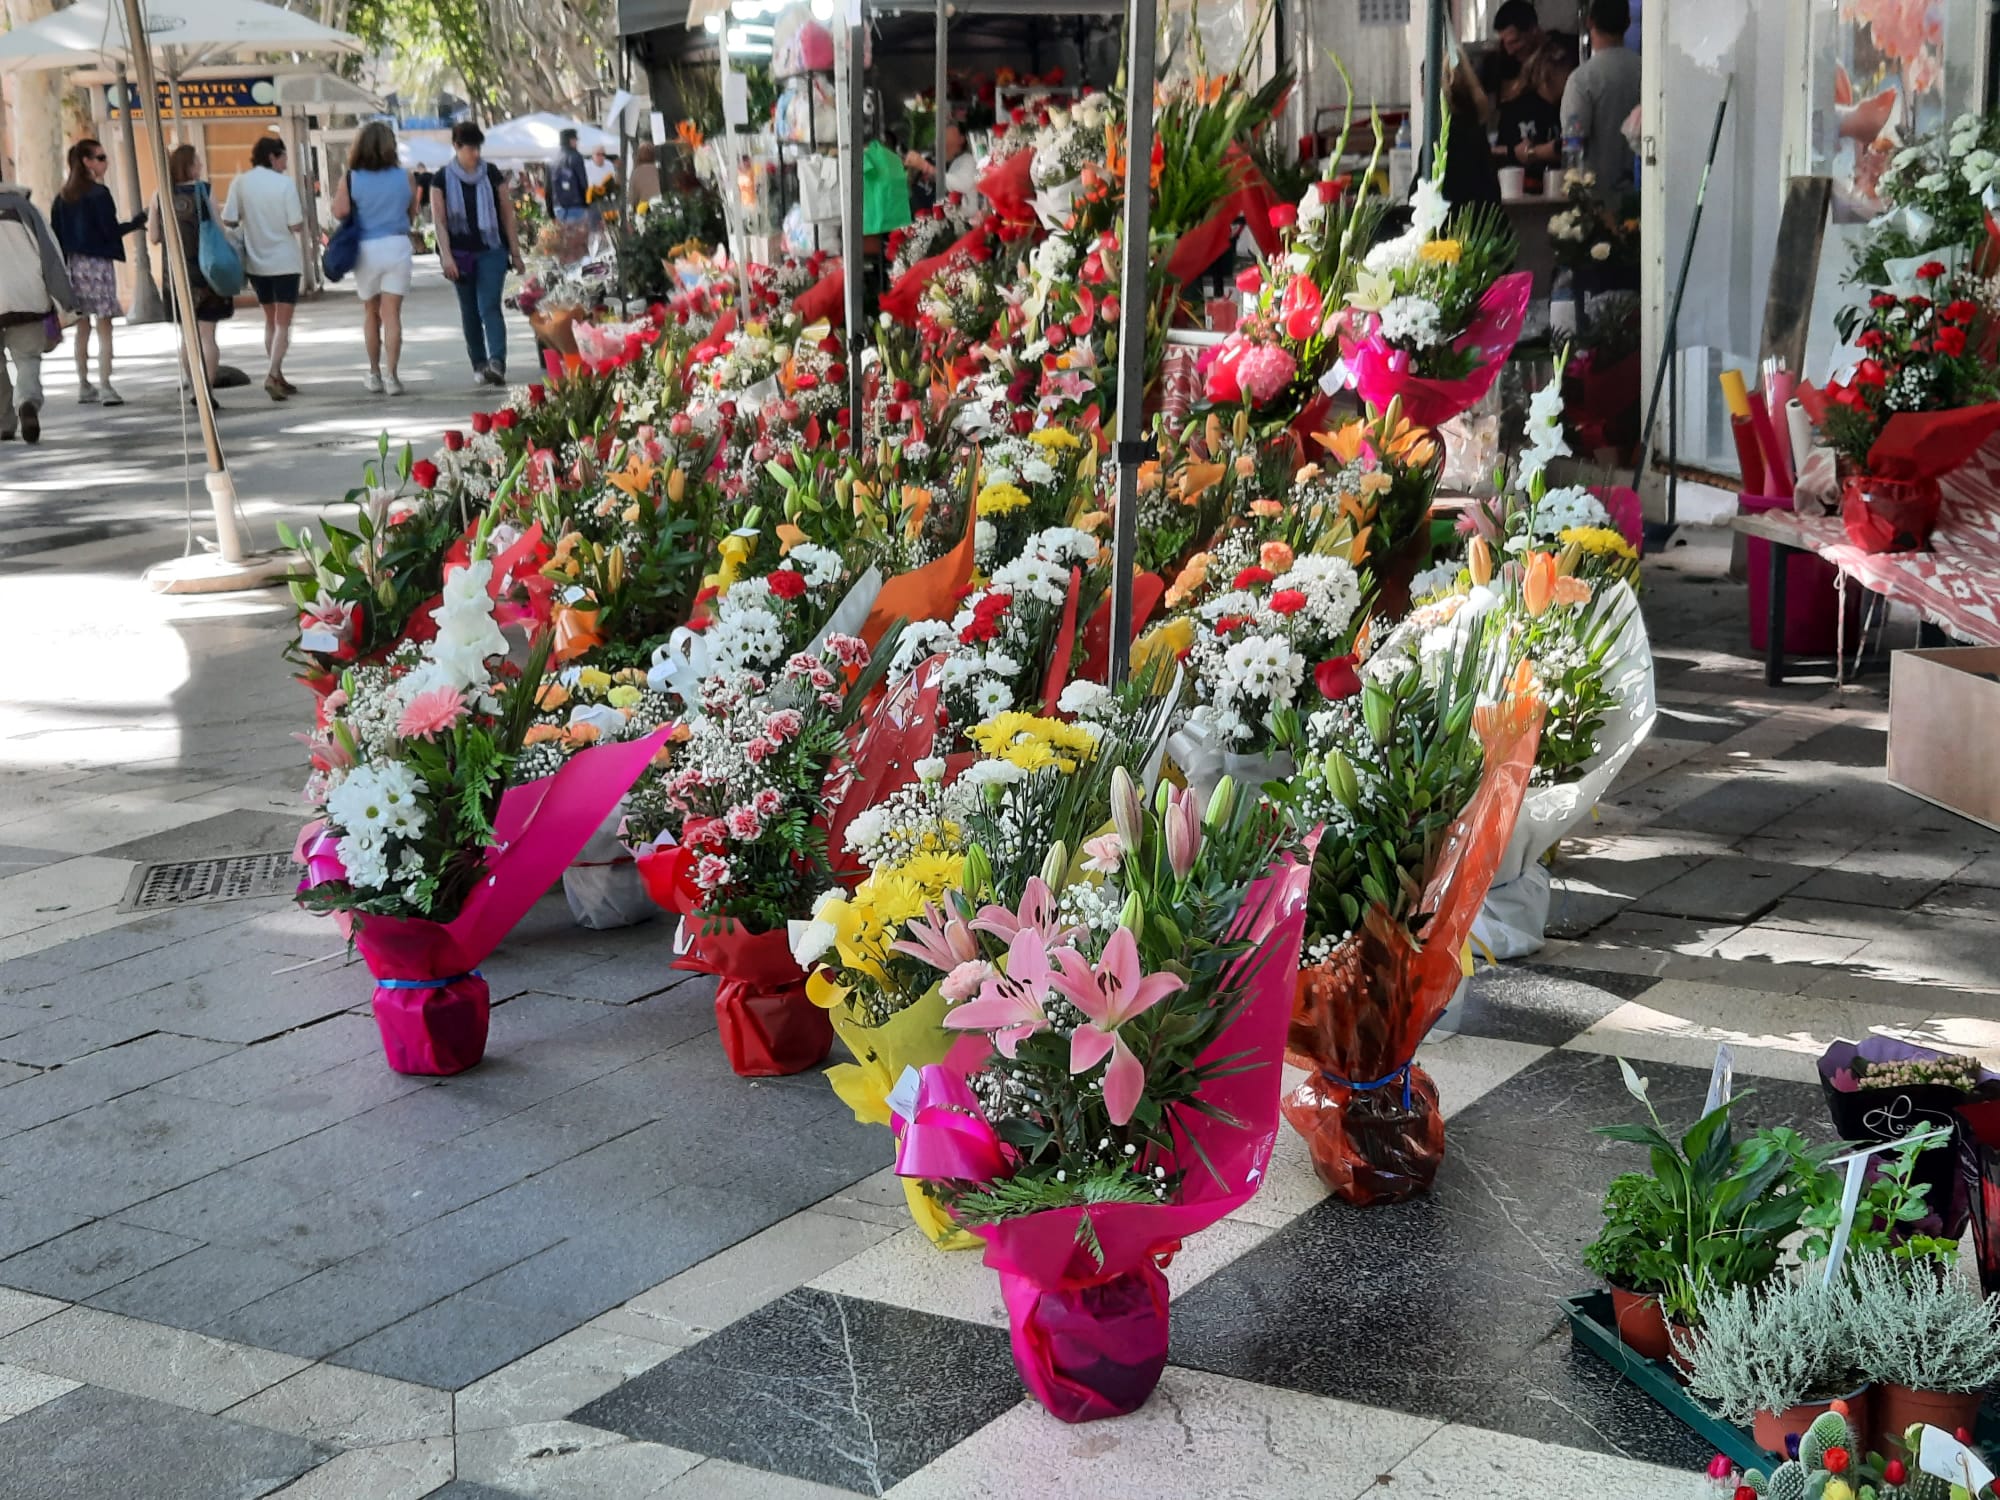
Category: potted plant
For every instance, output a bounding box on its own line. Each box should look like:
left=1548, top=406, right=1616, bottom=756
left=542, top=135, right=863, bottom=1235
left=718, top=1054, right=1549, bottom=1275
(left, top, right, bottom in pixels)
left=1849, top=1254, right=2000, bottom=1459
left=1798, top=1130, right=1961, bottom=1271
left=1678, top=1273, right=1872, bottom=1455
left=1583, top=1060, right=1833, bottom=1362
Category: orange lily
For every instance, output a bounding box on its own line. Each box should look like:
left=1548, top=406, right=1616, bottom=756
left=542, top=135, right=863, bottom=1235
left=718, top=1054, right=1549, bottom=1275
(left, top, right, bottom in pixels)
left=552, top=605, right=605, bottom=664
left=775, top=522, right=809, bottom=555
left=1523, top=551, right=1558, bottom=616
left=1314, top=423, right=1369, bottom=466
left=607, top=462, right=656, bottom=498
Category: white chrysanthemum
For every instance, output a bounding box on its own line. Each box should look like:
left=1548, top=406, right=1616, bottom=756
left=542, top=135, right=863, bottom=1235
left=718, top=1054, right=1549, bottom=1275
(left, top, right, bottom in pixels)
left=1378, top=295, right=1445, bottom=348
left=961, top=758, right=1028, bottom=789
left=1532, top=485, right=1611, bottom=537
left=973, top=678, right=1015, bottom=715
left=788, top=543, right=844, bottom=589
left=1057, top=680, right=1116, bottom=720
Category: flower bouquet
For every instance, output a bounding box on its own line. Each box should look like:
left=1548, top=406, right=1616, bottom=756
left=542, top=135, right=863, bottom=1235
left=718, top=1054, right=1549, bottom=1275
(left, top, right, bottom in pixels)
left=894, top=767, right=1308, bottom=1421
left=1960, top=1098, right=2000, bottom=1295
left=1275, top=641, right=1544, bottom=1203
left=1335, top=168, right=1529, bottom=431
left=1848, top=111, right=2000, bottom=292
left=1814, top=272, right=2000, bottom=552
left=296, top=551, right=671, bottom=1074
left=641, top=635, right=890, bottom=1076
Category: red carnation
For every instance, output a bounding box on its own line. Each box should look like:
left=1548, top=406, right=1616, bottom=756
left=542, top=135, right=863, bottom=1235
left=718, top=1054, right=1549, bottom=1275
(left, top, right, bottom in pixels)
left=1938, top=324, right=1969, bottom=355
left=1009, top=409, right=1035, bottom=435
left=494, top=409, right=518, bottom=430
left=1916, top=259, right=1947, bottom=280
left=892, top=379, right=914, bottom=401
left=1214, top=614, right=1250, bottom=635
left=527, top=383, right=546, bottom=406
left=767, top=568, right=807, bottom=600
left=827, top=363, right=847, bottom=383
left=1907, top=295, right=1932, bottom=312
left=1268, top=588, right=1307, bottom=615
left=1235, top=266, right=1263, bottom=295
left=443, top=429, right=466, bottom=451
left=1315, top=654, right=1362, bottom=699
left=1855, top=329, right=1887, bottom=349
left=1944, top=298, right=1980, bottom=322
left=1870, top=292, right=1899, bottom=309
left=1268, top=202, right=1297, bottom=231
left=1233, top=565, right=1274, bottom=589
left=411, top=459, right=440, bottom=490
left=795, top=373, right=820, bottom=391
left=471, top=411, right=493, bottom=434
left=1853, top=358, right=1887, bottom=387
left=1314, top=178, right=1342, bottom=203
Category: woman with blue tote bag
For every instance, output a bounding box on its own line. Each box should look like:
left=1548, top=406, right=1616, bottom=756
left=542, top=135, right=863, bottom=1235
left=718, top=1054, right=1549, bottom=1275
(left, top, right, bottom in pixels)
left=149, top=144, right=236, bottom=409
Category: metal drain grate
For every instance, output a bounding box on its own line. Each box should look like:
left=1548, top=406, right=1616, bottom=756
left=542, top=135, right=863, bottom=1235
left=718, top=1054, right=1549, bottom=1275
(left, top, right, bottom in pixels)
left=122, top=851, right=300, bottom=911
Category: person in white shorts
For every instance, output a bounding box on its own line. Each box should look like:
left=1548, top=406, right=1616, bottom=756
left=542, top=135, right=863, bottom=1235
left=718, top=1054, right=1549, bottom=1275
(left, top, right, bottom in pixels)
left=331, top=122, right=416, bottom=394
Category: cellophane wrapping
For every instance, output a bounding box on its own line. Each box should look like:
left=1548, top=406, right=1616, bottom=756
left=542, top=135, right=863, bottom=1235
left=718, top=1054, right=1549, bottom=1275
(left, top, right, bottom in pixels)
left=1339, top=271, right=1533, bottom=432
left=676, top=921, right=833, bottom=1077
left=1283, top=695, right=1544, bottom=1204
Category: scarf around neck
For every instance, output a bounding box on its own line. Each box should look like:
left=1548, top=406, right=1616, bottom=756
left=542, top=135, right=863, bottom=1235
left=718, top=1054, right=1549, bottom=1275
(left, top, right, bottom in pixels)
left=443, top=157, right=500, bottom=249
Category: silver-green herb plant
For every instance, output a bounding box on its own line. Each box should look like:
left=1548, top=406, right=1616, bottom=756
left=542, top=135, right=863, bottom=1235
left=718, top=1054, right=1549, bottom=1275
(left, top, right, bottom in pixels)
left=1679, top=1272, right=1863, bottom=1427
left=1849, top=1254, right=2000, bottom=1394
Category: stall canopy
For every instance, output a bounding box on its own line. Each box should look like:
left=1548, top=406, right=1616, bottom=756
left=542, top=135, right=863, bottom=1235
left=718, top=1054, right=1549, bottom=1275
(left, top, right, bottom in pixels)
left=271, top=71, right=382, bottom=114
left=0, top=0, right=362, bottom=73
left=483, top=112, right=621, bottom=165
left=399, top=134, right=456, bottom=172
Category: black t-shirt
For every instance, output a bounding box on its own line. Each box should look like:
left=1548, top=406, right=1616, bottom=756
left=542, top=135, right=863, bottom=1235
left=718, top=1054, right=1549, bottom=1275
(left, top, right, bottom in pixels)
left=1497, top=92, right=1561, bottom=156
left=439, top=162, right=505, bottom=254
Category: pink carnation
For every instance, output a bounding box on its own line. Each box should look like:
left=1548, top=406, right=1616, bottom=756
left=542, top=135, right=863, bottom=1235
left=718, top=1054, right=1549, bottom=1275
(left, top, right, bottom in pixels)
left=765, top=709, right=804, bottom=742
left=752, top=787, right=784, bottom=816
left=396, top=686, right=467, bottom=740
left=725, top=805, right=764, bottom=839
left=694, top=853, right=733, bottom=889
left=1236, top=343, right=1299, bottom=405
left=745, top=735, right=777, bottom=764
left=827, top=634, right=869, bottom=666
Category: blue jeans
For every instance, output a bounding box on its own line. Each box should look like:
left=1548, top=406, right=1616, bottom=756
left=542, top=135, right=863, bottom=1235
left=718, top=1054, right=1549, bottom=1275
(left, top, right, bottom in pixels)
left=554, top=206, right=590, bottom=225
left=453, top=247, right=509, bottom=372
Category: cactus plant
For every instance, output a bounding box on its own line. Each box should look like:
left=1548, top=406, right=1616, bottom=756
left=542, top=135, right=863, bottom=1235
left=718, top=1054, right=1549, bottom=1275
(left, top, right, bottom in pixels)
left=1737, top=1420, right=1995, bottom=1500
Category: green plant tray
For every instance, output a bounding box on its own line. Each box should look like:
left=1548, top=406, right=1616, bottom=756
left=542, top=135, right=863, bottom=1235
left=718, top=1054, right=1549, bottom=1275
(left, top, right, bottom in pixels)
left=1563, top=1289, right=1768, bottom=1470
left=1565, top=1290, right=2000, bottom=1469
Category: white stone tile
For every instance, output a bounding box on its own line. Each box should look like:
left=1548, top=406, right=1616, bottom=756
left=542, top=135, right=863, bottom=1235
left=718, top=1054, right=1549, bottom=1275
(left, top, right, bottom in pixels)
left=654, top=1458, right=857, bottom=1498
left=455, top=1419, right=702, bottom=1498
left=0, top=1306, right=308, bottom=1415
left=262, top=1437, right=455, bottom=1500
left=808, top=1225, right=1004, bottom=1328
left=0, top=1362, right=78, bottom=1422
left=0, top=858, right=139, bottom=940
left=457, top=1325, right=675, bottom=1432
left=0, top=1289, right=66, bottom=1340
left=0, top=794, right=227, bottom=855
left=1386, top=1422, right=1694, bottom=1499
left=1419, top=1033, right=1552, bottom=1117
left=1563, top=979, right=1932, bottom=1082
left=811, top=1165, right=918, bottom=1231
left=885, top=1368, right=1440, bottom=1499
left=593, top=1208, right=895, bottom=1351
left=1231, top=1112, right=1330, bottom=1229
left=223, top=1361, right=452, bottom=1447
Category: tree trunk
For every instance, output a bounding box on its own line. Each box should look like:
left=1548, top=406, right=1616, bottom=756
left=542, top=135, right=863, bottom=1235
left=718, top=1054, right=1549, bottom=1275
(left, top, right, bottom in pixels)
left=3, top=0, right=65, bottom=209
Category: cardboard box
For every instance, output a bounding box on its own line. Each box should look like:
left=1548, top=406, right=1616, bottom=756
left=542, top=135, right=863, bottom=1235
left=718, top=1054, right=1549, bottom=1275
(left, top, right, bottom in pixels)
left=1888, top=646, right=2000, bottom=833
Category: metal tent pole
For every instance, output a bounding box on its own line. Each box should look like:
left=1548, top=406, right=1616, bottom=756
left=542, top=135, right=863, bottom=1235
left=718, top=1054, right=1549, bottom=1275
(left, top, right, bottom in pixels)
left=933, top=0, right=948, bottom=194
left=843, top=2, right=867, bottom=422
left=1420, top=0, right=1446, bottom=176
left=1107, top=0, right=1156, bottom=687
left=111, top=61, right=166, bottom=324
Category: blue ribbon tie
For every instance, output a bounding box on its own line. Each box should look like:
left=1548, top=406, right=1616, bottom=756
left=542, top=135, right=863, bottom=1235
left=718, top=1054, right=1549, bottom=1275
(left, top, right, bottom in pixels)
left=1321, top=1061, right=1415, bottom=1110
left=377, top=970, right=481, bottom=990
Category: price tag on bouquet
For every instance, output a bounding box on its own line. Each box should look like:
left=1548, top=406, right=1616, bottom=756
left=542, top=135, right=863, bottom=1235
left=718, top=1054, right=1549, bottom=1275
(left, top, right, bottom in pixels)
left=885, top=1066, right=923, bottom=1126
left=1818, top=1123, right=1953, bottom=1284
left=1920, top=1427, right=1996, bottom=1495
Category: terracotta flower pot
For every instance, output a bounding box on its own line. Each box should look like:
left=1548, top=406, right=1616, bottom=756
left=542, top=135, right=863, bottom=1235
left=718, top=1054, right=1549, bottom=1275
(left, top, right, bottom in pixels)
left=1752, top=1386, right=1871, bottom=1458
left=1609, top=1286, right=1673, bottom=1362
left=1874, top=1383, right=1985, bottom=1459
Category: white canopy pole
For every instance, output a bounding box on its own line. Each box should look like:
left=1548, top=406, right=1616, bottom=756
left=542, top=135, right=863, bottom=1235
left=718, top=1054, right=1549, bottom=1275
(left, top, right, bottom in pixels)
left=842, top=0, right=866, bottom=421
left=1106, top=0, right=1156, bottom=686
left=932, top=0, right=947, bottom=193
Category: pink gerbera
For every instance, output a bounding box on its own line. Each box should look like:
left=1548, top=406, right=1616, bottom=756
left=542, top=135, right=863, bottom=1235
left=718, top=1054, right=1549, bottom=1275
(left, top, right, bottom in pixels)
left=396, top=686, right=468, bottom=740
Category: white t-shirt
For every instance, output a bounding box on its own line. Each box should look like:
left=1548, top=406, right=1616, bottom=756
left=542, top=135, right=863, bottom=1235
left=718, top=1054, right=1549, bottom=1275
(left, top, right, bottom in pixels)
left=586, top=158, right=617, bottom=191
left=222, top=165, right=304, bottom=277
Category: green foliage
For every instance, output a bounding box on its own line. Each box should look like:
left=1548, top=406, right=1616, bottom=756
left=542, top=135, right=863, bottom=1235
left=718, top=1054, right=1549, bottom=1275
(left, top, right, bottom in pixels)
left=617, top=189, right=726, bottom=300
left=1848, top=1255, right=2000, bottom=1393
left=1680, top=1274, right=1863, bottom=1426
left=1797, top=1130, right=1959, bottom=1269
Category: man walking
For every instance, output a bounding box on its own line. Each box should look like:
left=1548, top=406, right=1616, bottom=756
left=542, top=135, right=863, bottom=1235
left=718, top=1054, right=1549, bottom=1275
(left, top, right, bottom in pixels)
left=222, top=136, right=307, bottom=400
left=1560, top=0, right=1642, bottom=189
left=550, top=128, right=590, bottom=226
left=0, top=176, right=74, bottom=444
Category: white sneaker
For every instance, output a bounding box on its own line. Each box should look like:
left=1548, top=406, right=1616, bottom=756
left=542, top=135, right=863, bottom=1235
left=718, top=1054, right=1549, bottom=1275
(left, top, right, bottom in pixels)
left=386, top=374, right=406, bottom=397
left=100, top=384, right=124, bottom=407
left=78, top=382, right=99, bottom=405
left=363, top=370, right=385, bottom=394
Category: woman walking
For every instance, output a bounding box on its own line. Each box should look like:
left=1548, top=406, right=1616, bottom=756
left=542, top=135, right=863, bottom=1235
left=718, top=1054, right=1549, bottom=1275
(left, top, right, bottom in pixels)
left=332, top=121, right=415, bottom=395
left=50, top=138, right=144, bottom=407
left=431, top=121, right=523, bottom=387
left=149, top=144, right=234, bottom=407
left=222, top=135, right=306, bottom=400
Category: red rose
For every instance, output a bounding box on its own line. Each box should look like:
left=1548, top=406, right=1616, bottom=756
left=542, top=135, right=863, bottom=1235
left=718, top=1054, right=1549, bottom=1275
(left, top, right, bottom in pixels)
left=1233, top=565, right=1274, bottom=589
left=1268, top=588, right=1307, bottom=615
left=527, top=383, right=546, bottom=406
left=1916, top=259, right=1947, bottom=280
left=1313, top=179, right=1341, bottom=204
left=442, top=429, right=465, bottom=451
left=1268, top=202, right=1297, bottom=231
left=494, top=409, right=518, bottom=430
left=411, top=459, right=440, bottom=490
left=1855, top=329, right=1887, bottom=350
left=1853, top=358, right=1887, bottom=387
left=1938, top=324, right=1968, bottom=355
left=1870, top=292, right=1899, bottom=309
left=1315, top=654, right=1362, bottom=699
left=1234, top=266, right=1263, bottom=295
left=470, top=411, right=493, bottom=434
left=767, top=568, right=807, bottom=600
left=1009, top=410, right=1034, bottom=434
left=1944, top=298, right=1980, bottom=322
left=795, top=373, right=820, bottom=391
left=892, top=379, right=914, bottom=401
left=827, top=363, right=847, bottom=383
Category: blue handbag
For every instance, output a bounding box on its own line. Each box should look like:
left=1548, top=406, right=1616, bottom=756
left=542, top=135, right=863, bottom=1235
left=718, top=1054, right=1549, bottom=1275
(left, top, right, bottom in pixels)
left=323, top=212, right=361, bottom=282
left=193, top=183, right=244, bottom=297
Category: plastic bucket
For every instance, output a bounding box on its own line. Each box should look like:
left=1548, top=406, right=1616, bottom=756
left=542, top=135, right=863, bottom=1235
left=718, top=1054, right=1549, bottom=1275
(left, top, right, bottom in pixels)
left=1741, top=492, right=1857, bottom=657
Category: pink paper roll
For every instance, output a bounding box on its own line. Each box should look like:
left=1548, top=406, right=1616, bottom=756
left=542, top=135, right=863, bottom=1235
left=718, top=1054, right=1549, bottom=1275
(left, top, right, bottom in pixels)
left=1746, top=392, right=1792, bottom=499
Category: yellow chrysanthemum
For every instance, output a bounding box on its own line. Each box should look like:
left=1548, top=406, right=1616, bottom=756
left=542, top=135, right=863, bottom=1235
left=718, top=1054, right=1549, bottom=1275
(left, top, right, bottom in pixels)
left=577, top=667, right=612, bottom=693
left=969, top=712, right=1100, bottom=773
left=1418, top=238, right=1463, bottom=265
left=1029, top=427, right=1084, bottom=452
left=976, top=481, right=1032, bottom=515
left=607, top=685, right=642, bottom=710
left=1558, top=525, right=1638, bottom=560
left=882, top=849, right=967, bottom=901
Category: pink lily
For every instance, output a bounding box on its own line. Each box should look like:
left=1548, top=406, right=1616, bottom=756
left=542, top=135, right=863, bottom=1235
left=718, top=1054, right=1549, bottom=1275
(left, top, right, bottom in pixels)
left=891, top=900, right=979, bottom=974
left=944, top=928, right=1054, bottom=1057
left=1051, top=927, right=1186, bottom=1126
left=1164, top=785, right=1202, bottom=881
left=1080, top=833, right=1124, bottom=876
left=970, top=876, right=1081, bottom=947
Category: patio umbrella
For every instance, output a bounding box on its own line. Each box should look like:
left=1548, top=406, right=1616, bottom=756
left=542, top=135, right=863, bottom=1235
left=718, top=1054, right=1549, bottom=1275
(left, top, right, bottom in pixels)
left=399, top=134, right=456, bottom=173
left=482, top=112, right=620, bottom=166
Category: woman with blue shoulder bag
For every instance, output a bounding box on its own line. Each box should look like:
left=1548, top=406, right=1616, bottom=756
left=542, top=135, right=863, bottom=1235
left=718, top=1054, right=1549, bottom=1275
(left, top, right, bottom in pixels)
left=149, top=144, right=235, bottom=409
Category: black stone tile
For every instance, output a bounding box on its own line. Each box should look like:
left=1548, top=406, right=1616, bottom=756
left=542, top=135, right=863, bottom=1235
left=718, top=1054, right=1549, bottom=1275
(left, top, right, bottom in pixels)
left=1452, top=964, right=1654, bottom=1048
left=1169, top=1051, right=1832, bottom=1447
left=1543, top=886, right=1631, bottom=939
left=330, top=1289, right=592, bottom=1390
left=0, top=1218, right=200, bottom=1301
left=1777, top=722, right=1888, bottom=767
left=422, top=1483, right=520, bottom=1500
left=86, top=1244, right=318, bottom=1330
left=95, top=810, right=305, bottom=863
left=1793, top=868, right=1943, bottom=911
left=573, top=1288, right=1020, bottom=1495
left=1653, top=778, right=1824, bottom=837
left=0, top=1384, right=328, bottom=1500
left=1630, top=856, right=1816, bottom=923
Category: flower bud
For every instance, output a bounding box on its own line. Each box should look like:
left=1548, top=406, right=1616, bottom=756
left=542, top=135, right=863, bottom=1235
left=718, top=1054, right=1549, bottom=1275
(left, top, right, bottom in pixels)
left=1117, top=890, right=1144, bottom=934
left=962, top=843, right=993, bottom=901
left=1040, top=840, right=1068, bottom=890
left=1204, top=774, right=1235, bottom=832
left=1361, top=682, right=1394, bottom=747
left=1110, top=766, right=1143, bottom=855
left=1467, top=536, right=1493, bottom=586
left=1165, top=787, right=1201, bottom=881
